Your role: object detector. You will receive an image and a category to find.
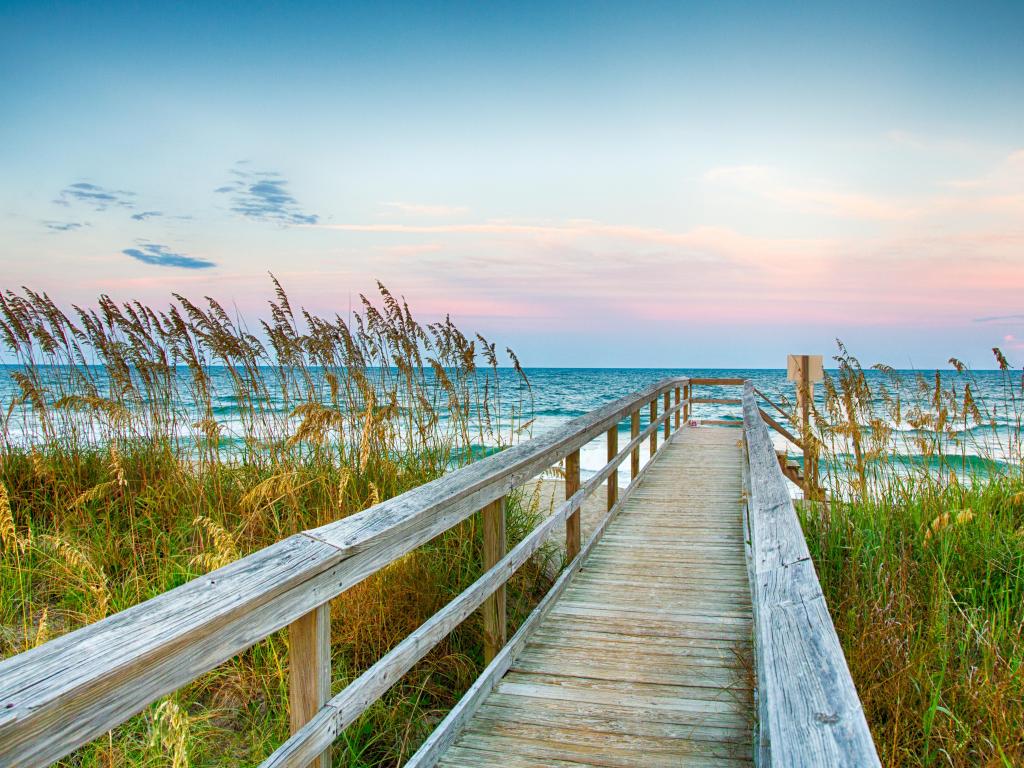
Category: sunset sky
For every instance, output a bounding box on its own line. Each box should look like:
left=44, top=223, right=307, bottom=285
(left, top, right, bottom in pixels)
left=2, top=1, right=1023, bottom=367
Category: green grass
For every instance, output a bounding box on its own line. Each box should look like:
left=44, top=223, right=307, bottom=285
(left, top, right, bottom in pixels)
left=793, top=346, right=1024, bottom=767
left=800, top=480, right=1024, bottom=766
left=0, top=280, right=550, bottom=766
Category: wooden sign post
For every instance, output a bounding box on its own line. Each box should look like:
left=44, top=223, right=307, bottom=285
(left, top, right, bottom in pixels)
left=786, top=354, right=824, bottom=498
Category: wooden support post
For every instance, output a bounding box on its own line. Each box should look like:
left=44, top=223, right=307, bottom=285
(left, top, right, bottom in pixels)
left=649, top=399, right=658, bottom=455
left=663, top=391, right=671, bottom=440
left=630, top=410, right=640, bottom=480
left=289, top=602, right=332, bottom=768
left=683, top=384, right=691, bottom=422
left=607, top=426, right=618, bottom=512
left=674, top=387, right=681, bottom=429
left=798, top=354, right=811, bottom=431
left=481, top=496, right=507, bottom=664
left=788, top=354, right=824, bottom=500
left=565, top=449, right=581, bottom=561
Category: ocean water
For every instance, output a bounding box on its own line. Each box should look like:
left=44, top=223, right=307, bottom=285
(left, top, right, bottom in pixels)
left=1, top=366, right=1020, bottom=481
left=523, top=368, right=1022, bottom=478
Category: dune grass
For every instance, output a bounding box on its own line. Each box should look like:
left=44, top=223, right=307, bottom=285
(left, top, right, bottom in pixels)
left=796, top=346, right=1024, bottom=767
left=0, top=280, right=550, bottom=766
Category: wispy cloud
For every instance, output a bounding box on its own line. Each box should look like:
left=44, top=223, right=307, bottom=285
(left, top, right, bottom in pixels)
left=54, top=182, right=135, bottom=210
left=380, top=201, right=469, bottom=217
left=974, top=313, right=1024, bottom=323
left=704, top=165, right=920, bottom=220
left=42, top=220, right=88, bottom=232
left=122, top=243, right=215, bottom=270
left=131, top=210, right=163, bottom=221
left=216, top=166, right=318, bottom=225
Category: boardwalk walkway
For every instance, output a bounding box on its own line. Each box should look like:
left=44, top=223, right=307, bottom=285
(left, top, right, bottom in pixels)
left=437, top=427, right=755, bottom=767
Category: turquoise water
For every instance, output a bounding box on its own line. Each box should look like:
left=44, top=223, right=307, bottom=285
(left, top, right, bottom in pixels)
left=1, top=365, right=1020, bottom=481
left=522, top=368, right=1021, bottom=478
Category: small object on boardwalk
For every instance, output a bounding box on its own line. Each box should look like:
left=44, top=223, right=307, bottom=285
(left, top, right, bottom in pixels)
left=433, top=427, right=754, bottom=767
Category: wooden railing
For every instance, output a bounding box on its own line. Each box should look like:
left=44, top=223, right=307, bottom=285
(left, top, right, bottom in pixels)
left=741, top=382, right=879, bottom=766
left=0, top=377, right=691, bottom=768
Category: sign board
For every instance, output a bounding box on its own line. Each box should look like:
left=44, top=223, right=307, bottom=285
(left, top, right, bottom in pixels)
left=786, top=354, right=823, bottom=383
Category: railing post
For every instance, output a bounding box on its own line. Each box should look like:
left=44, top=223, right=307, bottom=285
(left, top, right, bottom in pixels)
left=649, top=399, right=658, bottom=455
left=289, top=602, right=332, bottom=768
left=674, top=386, right=681, bottom=429
left=482, top=495, right=507, bottom=663
left=663, top=391, right=671, bottom=440
left=683, top=383, right=691, bottom=422
left=565, top=449, right=581, bottom=561
left=607, top=425, right=618, bottom=511
left=630, top=410, right=640, bottom=480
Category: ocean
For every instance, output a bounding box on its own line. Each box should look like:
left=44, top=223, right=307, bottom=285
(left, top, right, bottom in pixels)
left=1, top=365, right=1020, bottom=481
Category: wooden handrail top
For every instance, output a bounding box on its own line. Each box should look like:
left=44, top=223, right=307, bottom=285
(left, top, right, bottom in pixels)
left=758, top=407, right=804, bottom=449
left=0, top=376, right=689, bottom=768
left=742, top=383, right=878, bottom=766
left=753, top=386, right=793, bottom=423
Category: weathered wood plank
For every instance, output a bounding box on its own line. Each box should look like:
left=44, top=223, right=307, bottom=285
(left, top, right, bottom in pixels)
left=565, top=448, right=581, bottom=560
left=742, top=383, right=879, bottom=767
left=288, top=602, right=331, bottom=768
left=481, top=496, right=506, bottom=663
left=606, top=426, right=618, bottom=512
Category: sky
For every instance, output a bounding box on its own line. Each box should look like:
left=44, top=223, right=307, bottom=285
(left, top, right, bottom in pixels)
left=2, top=0, right=1023, bottom=368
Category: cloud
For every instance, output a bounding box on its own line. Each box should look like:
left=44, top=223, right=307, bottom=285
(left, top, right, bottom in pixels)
left=380, top=201, right=469, bottom=217
left=54, top=182, right=135, bottom=210
left=974, top=313, right=1024, bottom=323
left=216, top=166, right=318, bottom=225
left=131, top=210, right=163, bottom=221
left=122, top=243, right=215, bottom=270
left=42, top=220, right=88, bottom=232
left=704, top=165, right=920, bottom=220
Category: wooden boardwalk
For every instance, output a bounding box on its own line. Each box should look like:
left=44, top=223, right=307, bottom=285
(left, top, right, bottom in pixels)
left=2, top=379, right=878, bottom=767
left=438, top=427, right=755, bottom=767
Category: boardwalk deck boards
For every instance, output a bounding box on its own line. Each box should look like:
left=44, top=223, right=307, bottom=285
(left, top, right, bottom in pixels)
left=436, top=427, right=756, bottom=767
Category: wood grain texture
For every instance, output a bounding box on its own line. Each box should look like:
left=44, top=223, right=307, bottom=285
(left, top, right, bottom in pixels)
left=482, top=496, right=507, bottom=664
left=606, top=426, right=618, bottom=512
left=289, top=603, right=331, bottom=768
left=565, top=448, right=581, bottom=561
left=431, top=427, right=756, bottom=767
left=742, top=383, right=880, bottom=767
left=630, top=410, right=640, bottom=480
left=649, top=399, right=658, bottom=454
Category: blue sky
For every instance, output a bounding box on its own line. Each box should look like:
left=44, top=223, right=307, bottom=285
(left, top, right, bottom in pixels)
left=2, top=1, right=1023, bottom=367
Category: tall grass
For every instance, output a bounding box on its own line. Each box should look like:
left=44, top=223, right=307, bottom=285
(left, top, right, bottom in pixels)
left=797, top=345, right=1024, bottom=767
left=0, top=279, right=548, bottom=766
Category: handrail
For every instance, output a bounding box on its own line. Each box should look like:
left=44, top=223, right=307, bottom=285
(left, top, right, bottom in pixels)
left=0, top=376, right=689, bottom=767
left=758, top=407, right=804, bottom=450
left=754, top=386, right=793, bottom=424
left=741, top=382, right=878, bottom=766
left=265, top=396, right=687, bottom=766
